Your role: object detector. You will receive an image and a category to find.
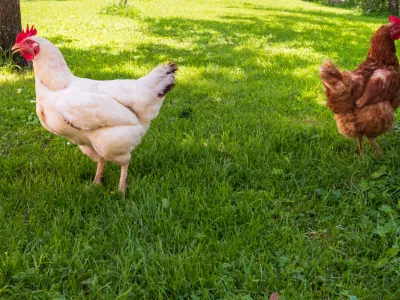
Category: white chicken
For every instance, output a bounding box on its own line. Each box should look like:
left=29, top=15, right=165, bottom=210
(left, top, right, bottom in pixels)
left=12, top=25, right=177, bottom=194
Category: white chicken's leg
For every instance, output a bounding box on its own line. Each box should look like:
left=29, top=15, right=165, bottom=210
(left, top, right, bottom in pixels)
left=118, top=163, right=129, bottom=195
left=94, top=158, right=106, bottom=184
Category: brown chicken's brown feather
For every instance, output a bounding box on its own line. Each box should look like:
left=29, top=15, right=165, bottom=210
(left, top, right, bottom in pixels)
left=318, top=60, right=355, bottom=114
left=356, top=102, right=394, bottom=139
left=318, top=23, right=400, bottom=154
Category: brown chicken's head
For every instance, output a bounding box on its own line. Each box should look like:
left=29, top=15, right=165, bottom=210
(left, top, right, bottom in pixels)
left=389, top=16, right=400, bottom=40
left=11, top=25, right=40, bottom=61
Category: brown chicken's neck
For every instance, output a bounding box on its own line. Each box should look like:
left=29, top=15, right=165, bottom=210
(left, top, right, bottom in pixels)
left=367, top=27, right=399, bottom=67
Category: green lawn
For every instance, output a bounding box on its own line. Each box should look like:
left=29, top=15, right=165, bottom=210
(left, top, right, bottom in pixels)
left=1, top=0, right=400, bottom=298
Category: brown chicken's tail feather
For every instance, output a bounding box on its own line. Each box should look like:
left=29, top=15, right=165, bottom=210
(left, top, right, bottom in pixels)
left=318, top=60, right=354, bottom=114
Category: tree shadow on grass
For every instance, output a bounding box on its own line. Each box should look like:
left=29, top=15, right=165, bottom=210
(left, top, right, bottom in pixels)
left=239, top=2, right=374, bottom=20
left=142, top=12, right=383, bottom=66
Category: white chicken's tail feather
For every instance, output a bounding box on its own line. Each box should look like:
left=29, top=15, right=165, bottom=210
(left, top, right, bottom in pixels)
left=139, top=62, right=178, bottom=97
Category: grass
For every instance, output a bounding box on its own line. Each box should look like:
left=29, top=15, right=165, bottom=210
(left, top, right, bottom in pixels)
left=1, top=0, right=400, bottom=298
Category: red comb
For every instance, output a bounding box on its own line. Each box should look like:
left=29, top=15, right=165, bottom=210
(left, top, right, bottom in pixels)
left=15, top=24, right=37, bottom=43
left=389, top=15, right=400, bottom=25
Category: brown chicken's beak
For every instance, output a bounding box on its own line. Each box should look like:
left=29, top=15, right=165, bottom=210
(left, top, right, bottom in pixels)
left=11, top=44, right=22, bottom=55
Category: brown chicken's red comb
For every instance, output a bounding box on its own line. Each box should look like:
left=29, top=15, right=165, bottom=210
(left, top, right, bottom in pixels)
left=389, top=15, right=400, bottom=25
left=15, top=24, right=37, bottom=43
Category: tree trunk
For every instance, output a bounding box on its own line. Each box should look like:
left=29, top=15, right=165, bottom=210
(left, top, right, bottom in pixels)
left=389, top=0, right=399, bottom=15
left=0, top=0, right=27, bottom=67
left=118, top=0, right=128, bottom=5
left=0, top=0, right=22, bottom=51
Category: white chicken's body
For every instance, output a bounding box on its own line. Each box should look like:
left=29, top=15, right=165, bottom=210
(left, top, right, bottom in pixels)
left=36, top=77, right=154, bottom=165
left=28, top=37, right=177, bottom=193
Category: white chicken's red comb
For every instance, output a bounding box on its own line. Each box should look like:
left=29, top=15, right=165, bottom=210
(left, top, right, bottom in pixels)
left=389, top=15, right=400, bottom=25
left=15, top=24, right=37, bottom=43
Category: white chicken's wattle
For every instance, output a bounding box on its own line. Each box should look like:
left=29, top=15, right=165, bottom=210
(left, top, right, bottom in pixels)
left=13, top=32, right=177, bottom=195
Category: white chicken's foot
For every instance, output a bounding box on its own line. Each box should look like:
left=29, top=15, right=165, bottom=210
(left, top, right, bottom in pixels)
left=118, top=163, right=129, bottom=196
left=93, top=159, right=106, bottom=185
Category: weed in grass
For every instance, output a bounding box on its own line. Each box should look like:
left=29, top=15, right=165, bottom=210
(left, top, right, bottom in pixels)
left=0, top=49, right=21, bottom=73
left=99, top=2, right=140, bottom=19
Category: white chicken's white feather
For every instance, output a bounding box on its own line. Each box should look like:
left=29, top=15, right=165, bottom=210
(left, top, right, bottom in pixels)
left=55, top=92, right=140, bottom=130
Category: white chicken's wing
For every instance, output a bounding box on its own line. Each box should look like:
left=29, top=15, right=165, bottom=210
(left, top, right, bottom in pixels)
left=55, top=92, right=139, bottom=130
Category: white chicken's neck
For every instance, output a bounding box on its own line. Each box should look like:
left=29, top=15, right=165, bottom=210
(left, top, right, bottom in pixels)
left=32, top=38, right=75, bottom=92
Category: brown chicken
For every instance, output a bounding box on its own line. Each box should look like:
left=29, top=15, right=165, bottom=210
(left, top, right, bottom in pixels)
left=319, top=16, right=400, bottom=155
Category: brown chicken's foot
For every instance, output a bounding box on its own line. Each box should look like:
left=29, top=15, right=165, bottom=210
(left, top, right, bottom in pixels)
left=93, top=159, right=105, bottom=185
left=368, top=138, right=383, bottom=155
left=118, top=163, right=130, bottom=196
left=357, top=137, right=364, bottom=156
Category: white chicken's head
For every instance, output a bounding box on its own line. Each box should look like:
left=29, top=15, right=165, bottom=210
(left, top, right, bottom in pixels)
left=12, top=25, right=40, bottom=61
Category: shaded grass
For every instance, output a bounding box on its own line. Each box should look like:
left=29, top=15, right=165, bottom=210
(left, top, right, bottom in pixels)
left=1, top=0, right=400, bottom=298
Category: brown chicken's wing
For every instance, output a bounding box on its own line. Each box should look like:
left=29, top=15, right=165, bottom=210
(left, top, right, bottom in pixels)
left=356, top=68, right=400, bottom=108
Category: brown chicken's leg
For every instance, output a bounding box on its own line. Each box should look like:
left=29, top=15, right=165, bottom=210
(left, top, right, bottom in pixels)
left=368, top=138, right=383, bottom=155
left=93, top=158, right=105, bottom=185
left=118, top=163, right=130, bottom=195
left=357, top=136, right=364, bottom=156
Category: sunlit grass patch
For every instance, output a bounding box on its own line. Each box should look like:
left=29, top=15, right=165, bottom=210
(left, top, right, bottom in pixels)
left=0, top=0, right=399, bottom=298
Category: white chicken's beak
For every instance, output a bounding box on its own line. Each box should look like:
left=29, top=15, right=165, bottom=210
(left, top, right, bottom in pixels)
left=11, top=44, right=22, bottom=55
